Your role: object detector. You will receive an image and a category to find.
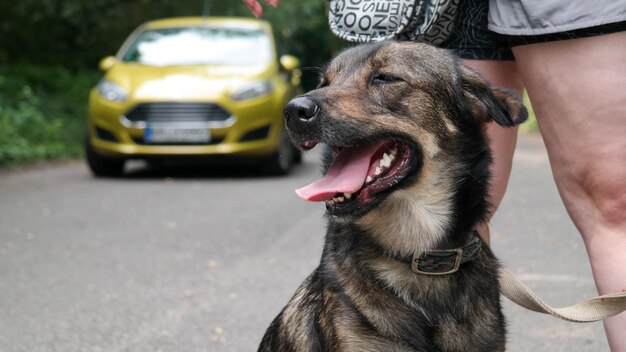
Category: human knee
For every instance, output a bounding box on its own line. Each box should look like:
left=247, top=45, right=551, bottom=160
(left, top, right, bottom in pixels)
left=580, top=166, right=626, bottom=229
left=595, top=188, right=626, bottom=229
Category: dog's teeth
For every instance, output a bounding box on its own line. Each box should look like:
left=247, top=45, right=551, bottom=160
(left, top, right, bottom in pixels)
left=381, top=153, right=391, bottom=168
left=336, top=196, right=345, bottom=202
left=366, top=176, right=373, bottom=183
left=344, top=193, right=352, bottom=199
left=375, top=167, right=382, bottom=176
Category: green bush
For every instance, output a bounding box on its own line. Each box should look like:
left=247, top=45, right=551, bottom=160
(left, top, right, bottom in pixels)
left=521, top=91, right=539, bottom=132
left=0, top=65, right=100, bottom=166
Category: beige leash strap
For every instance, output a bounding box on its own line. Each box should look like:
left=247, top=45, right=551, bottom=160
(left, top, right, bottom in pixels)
left=499, top=268, right=626, bottom=323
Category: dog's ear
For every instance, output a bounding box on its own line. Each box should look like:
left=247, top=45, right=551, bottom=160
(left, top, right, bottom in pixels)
left=459, top=65, right=528, bottom=127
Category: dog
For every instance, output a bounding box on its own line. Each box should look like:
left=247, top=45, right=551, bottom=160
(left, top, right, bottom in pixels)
left=258, top=41, right=528, bottom=352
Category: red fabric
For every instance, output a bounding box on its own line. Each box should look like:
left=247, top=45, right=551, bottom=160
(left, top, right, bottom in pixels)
left=243, top=0, right=279, bottom=17
left=243, top=0, right=263, bottom=17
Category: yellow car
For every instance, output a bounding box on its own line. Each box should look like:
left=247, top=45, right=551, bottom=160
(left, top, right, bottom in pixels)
left=85, top=17, right=302, bottom=176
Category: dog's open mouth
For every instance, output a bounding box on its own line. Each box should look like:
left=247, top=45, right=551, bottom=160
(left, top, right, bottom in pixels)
left=296, top=139, right=417, bottom=215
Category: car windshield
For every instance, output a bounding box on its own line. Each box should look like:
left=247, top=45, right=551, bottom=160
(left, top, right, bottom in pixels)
left=121, top=26, right=273, bottom=66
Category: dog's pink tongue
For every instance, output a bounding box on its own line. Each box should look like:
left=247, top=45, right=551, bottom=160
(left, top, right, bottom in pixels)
left=296, top=141, right=384, bottom=202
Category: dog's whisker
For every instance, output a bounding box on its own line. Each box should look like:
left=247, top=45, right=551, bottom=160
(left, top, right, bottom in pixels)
left=298, top=66, right=324, bottom=73
left=465, top=171, right=487, bottom=186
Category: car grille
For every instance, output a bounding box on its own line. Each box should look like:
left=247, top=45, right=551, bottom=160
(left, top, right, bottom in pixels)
left=124, top=102, right=231, bottom=123
left=131, top=136, right=225, bottom=146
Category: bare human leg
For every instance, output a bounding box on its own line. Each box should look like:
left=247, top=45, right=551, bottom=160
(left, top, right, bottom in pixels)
left=462, top=60, right=524, bottom=243
left=513, top=31, right=626, bottom=351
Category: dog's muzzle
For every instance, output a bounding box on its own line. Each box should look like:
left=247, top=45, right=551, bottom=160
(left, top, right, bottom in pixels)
left=283, top=96, right=320, bottom=135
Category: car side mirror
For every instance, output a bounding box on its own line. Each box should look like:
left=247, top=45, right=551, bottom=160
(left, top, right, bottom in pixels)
left=99, top=56, right=117, bottom=71
left=279, top=55, right=299, bottom=72
left=279, top=55, right=301, bottom=86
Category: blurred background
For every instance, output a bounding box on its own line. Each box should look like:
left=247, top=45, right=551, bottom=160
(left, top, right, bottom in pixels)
left=0, top=1, right=604, bottom=351
left=0, top=0, right=346, bottom=168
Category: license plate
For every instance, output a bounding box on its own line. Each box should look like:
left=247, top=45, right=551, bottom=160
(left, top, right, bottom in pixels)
left=145, top=126, right=211, bottom=143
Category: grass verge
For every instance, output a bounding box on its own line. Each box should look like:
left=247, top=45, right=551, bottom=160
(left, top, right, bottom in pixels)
left=0, top=64, right=100, bottom=167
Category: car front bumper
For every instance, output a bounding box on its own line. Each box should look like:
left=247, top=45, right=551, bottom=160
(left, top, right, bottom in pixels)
left=87, top=92, right=285, bottom=159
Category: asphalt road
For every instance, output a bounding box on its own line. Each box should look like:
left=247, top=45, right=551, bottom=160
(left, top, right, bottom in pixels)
left=0, top=133, right=610, bottom=351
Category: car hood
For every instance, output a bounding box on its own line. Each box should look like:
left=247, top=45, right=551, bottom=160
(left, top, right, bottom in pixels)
left=105, top=62, right=276, bottom=100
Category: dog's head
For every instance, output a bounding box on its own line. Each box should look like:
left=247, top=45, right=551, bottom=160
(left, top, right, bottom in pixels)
left=285, top=41, right=526, bottom=243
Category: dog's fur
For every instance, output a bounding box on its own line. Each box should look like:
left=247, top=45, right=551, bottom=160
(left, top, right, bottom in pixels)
left=258, top=41, right=527, bottom=352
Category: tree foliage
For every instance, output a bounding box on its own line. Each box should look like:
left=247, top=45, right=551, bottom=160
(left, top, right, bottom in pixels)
left=0, top=0, right=346, bottom=88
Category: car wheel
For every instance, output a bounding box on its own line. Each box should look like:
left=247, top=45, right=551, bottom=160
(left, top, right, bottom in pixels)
left=293, top=146, right=302, bottom=164
left=264, top=129, right=294, bottom=175
left=84, top=133, right=125, bottom=177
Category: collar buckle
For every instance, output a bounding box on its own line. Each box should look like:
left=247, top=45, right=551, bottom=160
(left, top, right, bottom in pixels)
left=411, top=248, right=464, bottom=275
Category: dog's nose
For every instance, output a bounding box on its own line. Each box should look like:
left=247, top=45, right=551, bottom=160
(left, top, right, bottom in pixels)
left=284, top=96, right=319, bottom=124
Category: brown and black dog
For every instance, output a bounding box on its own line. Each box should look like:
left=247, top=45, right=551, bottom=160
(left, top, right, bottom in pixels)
left=258, top=41, right=527, bottom=352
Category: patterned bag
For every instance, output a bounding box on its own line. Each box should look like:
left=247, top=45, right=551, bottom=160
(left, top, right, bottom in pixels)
left=328, top=0, right=459, bottom=45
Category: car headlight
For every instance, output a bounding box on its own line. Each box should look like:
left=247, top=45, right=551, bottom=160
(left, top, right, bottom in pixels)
left=231, top=80, right=273, bottom=101
left=96, top=79, right=128, bottom=102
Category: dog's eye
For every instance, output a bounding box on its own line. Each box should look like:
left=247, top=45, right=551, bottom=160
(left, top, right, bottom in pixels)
left=371, top=73, right=402, bottom=85
left=318, top=79, right=330, bottom=89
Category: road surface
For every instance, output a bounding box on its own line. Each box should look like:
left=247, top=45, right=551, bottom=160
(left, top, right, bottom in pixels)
left=0, top=133, right=609, bottom=351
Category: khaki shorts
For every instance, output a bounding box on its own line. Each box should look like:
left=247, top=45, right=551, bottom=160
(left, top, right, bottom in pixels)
left=440, top=0, right=626, bottom=60
left=489, top=0, right=626, bottom=35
